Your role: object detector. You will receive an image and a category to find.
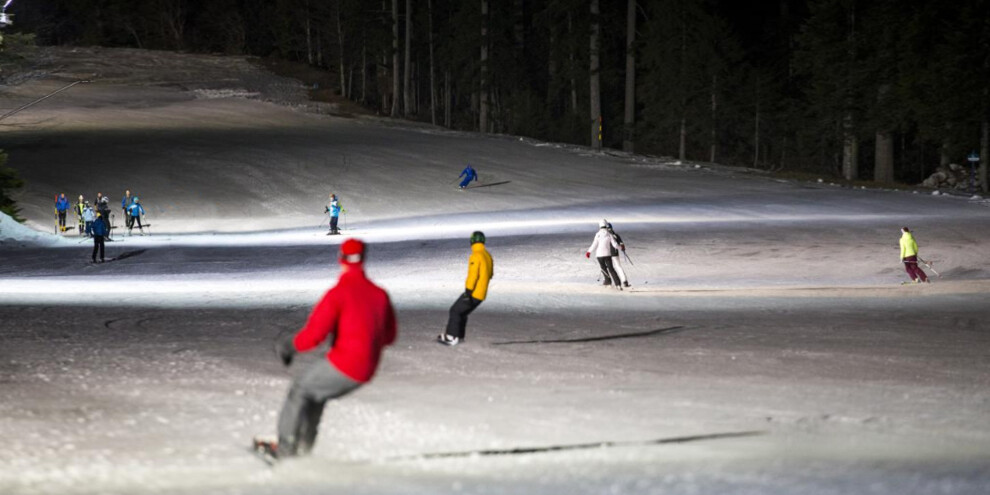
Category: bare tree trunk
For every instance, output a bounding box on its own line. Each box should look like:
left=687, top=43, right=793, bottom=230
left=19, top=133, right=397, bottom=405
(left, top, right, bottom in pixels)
left=337, top=4, right=347, bottom=97
left=306, top=16, right=314, bottom=65
left=981, top=119, right=988, bottom=192
left=709, top=74, right=717, bottom=163
left=679, top=117, right=687, bottom=161
left=754, top=75, right=761, bottom=168
left=391, top=0, right=401, bottom=116
left=404, top=0, right=413, bottom=116
left=589, top=0, right=601, bottom=151
left=842, top=115, right=859, bottom=180
left=316, top=27, right=323, bottom=66
left=841, top=3, right=858, bottom=180
left=361, top=39, right=368, bottom=104
left=479, top=0, right=490, bottom=133
left=547, top=26, right=557, bottom=104
left=874, top=131, right=894, bottom=183
left=428, top=0, right=437, bottom=125
left=940, top=136, right=951, bottom=166
left=678, top=16, right=687, bottom=161
left=445, top=70, right=452, bottom=127
left=622, top=0, right=636, bottom=153
left=568, top=13, right=578, bottom=115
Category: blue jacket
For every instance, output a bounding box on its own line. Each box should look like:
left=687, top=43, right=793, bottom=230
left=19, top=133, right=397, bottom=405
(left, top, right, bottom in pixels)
left=55, top=197, right=70, bottom=212
left=329, top=198, right=341, bottom=217
left=128, top=203, right=145, bottom=217
left=459, top=167, right=478, bottom=182
left=91, top=217, right=108, bottom=236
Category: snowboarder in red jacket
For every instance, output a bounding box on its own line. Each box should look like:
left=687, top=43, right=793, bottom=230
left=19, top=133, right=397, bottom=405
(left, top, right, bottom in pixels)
left=255, top=238, right=398, bottom=461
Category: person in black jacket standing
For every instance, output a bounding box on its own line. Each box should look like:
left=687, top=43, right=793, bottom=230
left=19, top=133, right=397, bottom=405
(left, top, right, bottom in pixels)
left=606, top=222, right=630, bottom=288
left=91, top=212, right=108, bottom=263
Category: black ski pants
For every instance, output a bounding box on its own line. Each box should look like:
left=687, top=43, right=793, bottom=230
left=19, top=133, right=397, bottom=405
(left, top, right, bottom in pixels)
left=130, top=215, right=142, bottom=232
left=57, top=211, right=67, bottom=230
left=277, top=361, right=361, bottom=457
left=329, top=215, right=339, bottom=233
left=445, top=291, right=483, bottom=340
left=597, top=256, right=620, bottom=288
left=92, top=235, right=105, bottom=262
left=124, top=209, right=133, bottom=229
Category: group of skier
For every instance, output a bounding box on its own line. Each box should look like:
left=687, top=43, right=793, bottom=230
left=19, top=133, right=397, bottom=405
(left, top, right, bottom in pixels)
left=54, top=190, right=147, bottom=263
left=55, top=190, right=147, bottom=238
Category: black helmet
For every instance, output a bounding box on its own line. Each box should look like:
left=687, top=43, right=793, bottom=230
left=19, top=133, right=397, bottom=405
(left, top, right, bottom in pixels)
left=470, top=231, right=486, bottom=245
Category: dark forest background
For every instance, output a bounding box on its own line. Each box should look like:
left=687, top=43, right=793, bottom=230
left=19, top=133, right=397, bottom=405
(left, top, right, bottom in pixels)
left=6, top=0, right=990, bottom=187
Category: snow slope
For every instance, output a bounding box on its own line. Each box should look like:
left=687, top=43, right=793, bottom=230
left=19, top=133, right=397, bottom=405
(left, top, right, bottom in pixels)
left=1, top=47, right=989, bottom=495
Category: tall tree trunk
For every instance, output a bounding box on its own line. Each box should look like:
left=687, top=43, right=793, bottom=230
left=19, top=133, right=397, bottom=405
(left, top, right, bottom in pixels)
left=391, top=0, right=401, bottom=117
left=568, top=13, right=578, bottom=114
left=404, top=0, right=413, bottom=116
left=306, top=16, right=314, bottom=65
left=337, top=4, right=346, bottom=98
left=445, top=70, right=452, bottom=127
left=841, top=3, right=858, bottom=180
left=874, top=131, right=894, bottom=183
left=589, top=0, right=601, bottom=151
left=679, top=117, right=687, bottom=161
left=479, top=0, right=490, bottom=133
left=547, top=26, right=557, bottom=104
left=754, top=75, right=761, bottom=168
left=622, top=0, right=636, bottom=152
left=361, top=38, right=367, bottom=104
left=710, top=78, right=718, bottom=163
left=981, top=119, right=988, bottom=193
left=842, top=114, right=859, bottom=180
left=428, top=0, right=437, bottom=125
left=678, top=16, right=687, bottom=161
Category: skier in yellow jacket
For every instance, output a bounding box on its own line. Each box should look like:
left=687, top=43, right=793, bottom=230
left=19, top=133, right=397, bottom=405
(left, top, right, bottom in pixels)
left=438, top=231, right=493, bottom=346
left=899, top=227, right=928, bottom=283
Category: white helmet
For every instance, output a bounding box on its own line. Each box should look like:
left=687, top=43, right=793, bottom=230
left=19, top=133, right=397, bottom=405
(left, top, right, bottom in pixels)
left=599, top=219, right=608, bottom=229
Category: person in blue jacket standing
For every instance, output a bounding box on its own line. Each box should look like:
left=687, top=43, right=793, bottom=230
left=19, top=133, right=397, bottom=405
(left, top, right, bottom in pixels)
left=458, top=165, right=478, bottom=189
left=91, top=211, right=108, bottom=262
left=128, top=197, right=146, bottom=235
left=55, top=193, right=70, bottom=232
left=326, top=193, right=342, bottom=235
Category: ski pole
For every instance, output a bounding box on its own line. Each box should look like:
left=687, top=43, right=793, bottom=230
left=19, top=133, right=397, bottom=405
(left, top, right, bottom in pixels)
left=622, top=251, right=634, bottom=266
left=917, top=257, right=942, bottom=278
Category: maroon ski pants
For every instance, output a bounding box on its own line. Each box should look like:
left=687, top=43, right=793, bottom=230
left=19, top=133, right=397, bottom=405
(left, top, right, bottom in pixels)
left=903, top=256, right=928, bottom=282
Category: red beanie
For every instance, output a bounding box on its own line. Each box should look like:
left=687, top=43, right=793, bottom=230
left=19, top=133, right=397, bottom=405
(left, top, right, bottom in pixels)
left=339, top=238, right=365, bottom=265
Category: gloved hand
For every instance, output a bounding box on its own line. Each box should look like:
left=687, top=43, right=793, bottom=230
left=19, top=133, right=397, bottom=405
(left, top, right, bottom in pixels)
left=324, top=207, right=329, bottom=213
left=274, top=331, right=297, bottom=367
left=585, top=252, right=591, bottom=258
left=620, top=245, right=625, bottom=251
left=464, top=288, right=474, bottom=298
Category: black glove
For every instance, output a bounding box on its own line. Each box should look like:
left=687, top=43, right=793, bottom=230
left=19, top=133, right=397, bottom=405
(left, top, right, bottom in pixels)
left=274, top=331, right=297, bottom=367
left=324, top=207, right=329, bottom=213
left=464, top=288, right=474, bottom=299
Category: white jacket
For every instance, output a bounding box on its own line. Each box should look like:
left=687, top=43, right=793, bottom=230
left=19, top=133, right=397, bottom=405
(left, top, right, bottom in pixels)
left=587, top=229, right=619, bottom=258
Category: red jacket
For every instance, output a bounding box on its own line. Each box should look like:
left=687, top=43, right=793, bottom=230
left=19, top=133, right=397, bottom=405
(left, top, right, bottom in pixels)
left=293, top=268, right=397, bottom=383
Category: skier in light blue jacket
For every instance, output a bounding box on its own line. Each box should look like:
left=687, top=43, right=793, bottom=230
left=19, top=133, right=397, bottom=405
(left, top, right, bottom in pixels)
left=128, top=197, right=146, bottom=235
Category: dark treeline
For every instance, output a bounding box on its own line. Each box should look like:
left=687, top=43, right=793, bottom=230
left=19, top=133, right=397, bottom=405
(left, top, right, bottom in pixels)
left=10, top=0, right=990, bottom=187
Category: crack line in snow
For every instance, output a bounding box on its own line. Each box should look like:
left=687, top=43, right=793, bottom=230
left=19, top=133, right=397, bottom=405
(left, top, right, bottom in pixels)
left=491, top=326, right=687, bottom=345
left=385, top=430, right=765, bottom=461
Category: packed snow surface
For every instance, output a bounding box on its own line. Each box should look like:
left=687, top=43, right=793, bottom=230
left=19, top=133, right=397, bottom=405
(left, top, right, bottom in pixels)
left=1, top=47, right=989, bottom=494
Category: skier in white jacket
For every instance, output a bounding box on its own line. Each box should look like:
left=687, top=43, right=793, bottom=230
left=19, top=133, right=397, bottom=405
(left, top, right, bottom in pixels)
left=585, top=219, right=622, bottom=290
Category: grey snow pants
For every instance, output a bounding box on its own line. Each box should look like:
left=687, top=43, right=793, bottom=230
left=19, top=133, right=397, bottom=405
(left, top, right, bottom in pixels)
left=277, top=360, right=361, bottom=457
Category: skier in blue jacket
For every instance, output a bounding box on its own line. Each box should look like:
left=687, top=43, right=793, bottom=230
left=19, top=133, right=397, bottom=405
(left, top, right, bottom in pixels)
left=91, top=212, right=108, bottom=262
left=128, top=197, right=146, bottom=235
left=326, top=194, right=342, bottom=235
left=55, top=194, right=70, bottom=232
left=458, top=165, right=478, bottom=189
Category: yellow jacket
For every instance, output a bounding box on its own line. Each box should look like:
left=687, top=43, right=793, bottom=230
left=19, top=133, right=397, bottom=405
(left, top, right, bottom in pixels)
left=899, top=232, right=919, bottom=259
left=465, top=242, right=494, bottom=300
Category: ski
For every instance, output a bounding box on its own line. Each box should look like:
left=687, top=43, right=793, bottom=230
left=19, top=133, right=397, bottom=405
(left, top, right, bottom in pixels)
left=917, top=257, right=942, bottom=278
left=250, top=437, right=279, bottom=467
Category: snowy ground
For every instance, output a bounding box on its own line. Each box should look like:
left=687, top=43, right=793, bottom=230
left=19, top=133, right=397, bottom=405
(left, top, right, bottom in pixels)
left=1, top=48, right=990, bottom=494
